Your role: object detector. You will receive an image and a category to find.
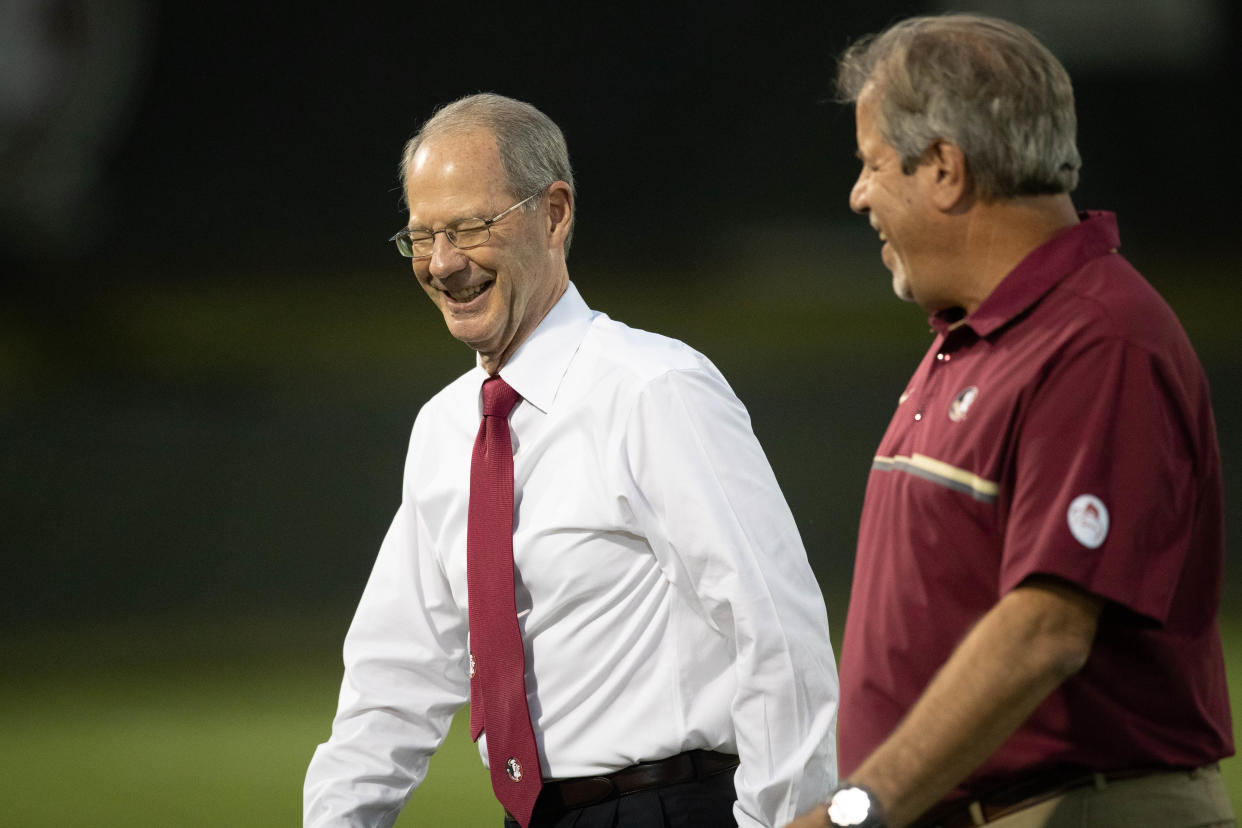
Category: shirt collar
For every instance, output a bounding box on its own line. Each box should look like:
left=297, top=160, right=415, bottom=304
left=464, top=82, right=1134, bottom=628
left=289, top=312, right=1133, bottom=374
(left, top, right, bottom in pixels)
left=473, top=281, right=595, bottom=414
left=931, top=210, right=1121, bottom=338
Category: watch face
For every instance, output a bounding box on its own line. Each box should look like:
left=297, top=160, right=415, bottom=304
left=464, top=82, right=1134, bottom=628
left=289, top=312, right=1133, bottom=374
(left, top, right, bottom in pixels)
left=827, top=786, right=873, bottom=826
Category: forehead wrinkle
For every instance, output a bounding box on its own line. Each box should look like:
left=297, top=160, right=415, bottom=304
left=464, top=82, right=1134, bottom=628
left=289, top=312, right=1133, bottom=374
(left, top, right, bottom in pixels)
left=404, top=182, right=500, bottom=231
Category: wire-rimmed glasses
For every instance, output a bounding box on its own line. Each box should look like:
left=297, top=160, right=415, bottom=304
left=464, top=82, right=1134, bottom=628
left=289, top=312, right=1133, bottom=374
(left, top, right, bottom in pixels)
left=389, top=190, right=544, bottom=259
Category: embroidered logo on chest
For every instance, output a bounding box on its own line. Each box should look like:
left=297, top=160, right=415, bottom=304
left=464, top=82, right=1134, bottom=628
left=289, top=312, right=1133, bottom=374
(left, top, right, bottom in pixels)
left=1067, top=494, right=1109, bottom=549
left=948, top=386, right=979, bottom=422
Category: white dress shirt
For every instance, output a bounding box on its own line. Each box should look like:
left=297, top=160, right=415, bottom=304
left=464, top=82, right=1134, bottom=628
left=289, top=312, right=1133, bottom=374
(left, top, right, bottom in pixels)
left=304, top=282, right=838, bottom=827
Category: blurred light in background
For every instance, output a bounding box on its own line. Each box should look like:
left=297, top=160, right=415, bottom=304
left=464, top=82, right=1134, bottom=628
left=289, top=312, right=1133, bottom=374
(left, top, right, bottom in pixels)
left=0, top=0, right=152, bottom=260
left=932, top=0, right=1227, bottom=72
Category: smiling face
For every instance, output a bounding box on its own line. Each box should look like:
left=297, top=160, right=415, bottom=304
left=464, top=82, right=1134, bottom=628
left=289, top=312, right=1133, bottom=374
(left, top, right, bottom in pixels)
left=849, top=83, right=951, bottom=311
left=403, top=128, right=568, bottom=373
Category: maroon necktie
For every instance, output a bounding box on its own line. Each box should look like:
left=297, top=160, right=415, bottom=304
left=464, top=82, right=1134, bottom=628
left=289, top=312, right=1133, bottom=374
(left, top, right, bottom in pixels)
left=467, top=375, right=543, bottom=827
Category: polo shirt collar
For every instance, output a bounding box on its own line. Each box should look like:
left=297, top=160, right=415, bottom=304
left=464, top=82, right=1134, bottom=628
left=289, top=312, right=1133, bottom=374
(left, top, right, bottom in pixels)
left=473, top=281, right=593, bottom=414
left=932, top=210, right=1121, bottom=338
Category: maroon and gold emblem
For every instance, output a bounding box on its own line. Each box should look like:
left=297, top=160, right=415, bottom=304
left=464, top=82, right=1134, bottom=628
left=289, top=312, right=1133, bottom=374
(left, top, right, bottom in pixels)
left=948, top=386, right=979, bottom=422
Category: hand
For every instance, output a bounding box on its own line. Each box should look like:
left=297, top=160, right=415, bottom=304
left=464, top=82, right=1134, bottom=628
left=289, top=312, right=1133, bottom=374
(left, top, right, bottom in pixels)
left=781, top=804, right=828, bottom=828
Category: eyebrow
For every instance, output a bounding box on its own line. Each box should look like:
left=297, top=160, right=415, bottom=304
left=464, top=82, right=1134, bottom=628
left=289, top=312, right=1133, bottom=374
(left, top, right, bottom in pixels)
left=406, top=213, right=486, bottom=233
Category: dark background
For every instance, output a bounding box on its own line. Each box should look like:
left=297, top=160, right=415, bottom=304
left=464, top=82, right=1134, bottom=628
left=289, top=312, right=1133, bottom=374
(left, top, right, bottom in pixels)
left=4, top=0, right=1239, bottom=639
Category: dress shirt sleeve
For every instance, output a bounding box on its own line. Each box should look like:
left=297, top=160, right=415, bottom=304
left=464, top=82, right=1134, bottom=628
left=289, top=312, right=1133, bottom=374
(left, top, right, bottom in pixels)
left=303, top=498, right=471, bottom=827
left=620, top=367, right=839, bottom=828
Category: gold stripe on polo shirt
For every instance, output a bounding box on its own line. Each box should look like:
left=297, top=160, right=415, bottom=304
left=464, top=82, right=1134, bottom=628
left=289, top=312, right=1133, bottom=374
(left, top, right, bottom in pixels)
left=872, top=453, right=999, bottom=504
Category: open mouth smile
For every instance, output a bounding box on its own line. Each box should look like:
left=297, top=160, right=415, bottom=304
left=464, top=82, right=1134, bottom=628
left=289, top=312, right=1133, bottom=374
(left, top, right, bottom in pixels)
left=445, top=280, right=493, bottom=304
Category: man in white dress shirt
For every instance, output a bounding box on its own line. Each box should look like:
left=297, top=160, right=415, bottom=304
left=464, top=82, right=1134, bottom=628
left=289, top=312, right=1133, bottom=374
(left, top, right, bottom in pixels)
left=303, top=92, right=838, bottom=828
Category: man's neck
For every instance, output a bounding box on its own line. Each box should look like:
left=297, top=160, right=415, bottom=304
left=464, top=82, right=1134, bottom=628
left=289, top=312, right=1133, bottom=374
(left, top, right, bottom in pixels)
left=954, top=194, right=1079, bottom=315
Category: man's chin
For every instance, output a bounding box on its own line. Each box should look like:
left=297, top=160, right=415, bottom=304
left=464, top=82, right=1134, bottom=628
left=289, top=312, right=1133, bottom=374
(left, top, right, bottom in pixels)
left=890, top=271, right=916, bottom=303
left=443, top=316, right=488, bottom=351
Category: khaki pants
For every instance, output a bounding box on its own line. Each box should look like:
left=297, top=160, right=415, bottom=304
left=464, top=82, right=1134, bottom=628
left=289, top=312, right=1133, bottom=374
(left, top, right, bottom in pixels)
left=980, top=765, right=1235, bottom=827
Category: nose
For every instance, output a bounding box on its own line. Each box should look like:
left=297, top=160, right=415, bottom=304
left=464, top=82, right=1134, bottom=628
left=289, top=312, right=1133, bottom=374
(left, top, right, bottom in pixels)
left=427, top=233, right=468, bottom=281
left=849, top=170, right=869, bottom=215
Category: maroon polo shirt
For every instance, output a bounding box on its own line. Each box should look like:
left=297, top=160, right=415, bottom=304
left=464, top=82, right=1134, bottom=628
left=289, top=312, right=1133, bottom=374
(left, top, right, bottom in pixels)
left=838, top=212, right=1233, bottom=803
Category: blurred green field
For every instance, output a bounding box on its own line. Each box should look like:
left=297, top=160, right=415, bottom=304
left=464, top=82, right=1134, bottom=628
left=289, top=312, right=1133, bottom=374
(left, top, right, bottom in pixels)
left=1, top=609, right=1238, bottom=826
left=0, top=615, right=498, bottom=826
left=3, top=256, right=1238, bottom=825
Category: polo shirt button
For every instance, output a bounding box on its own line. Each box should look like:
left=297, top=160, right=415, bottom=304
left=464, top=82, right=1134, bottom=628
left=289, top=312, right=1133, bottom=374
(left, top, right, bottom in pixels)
left=914, top=410, right=923, bottom=421
left=506, top=757, right=524, bottom=781
left=937, top=353, right=945, bottom=360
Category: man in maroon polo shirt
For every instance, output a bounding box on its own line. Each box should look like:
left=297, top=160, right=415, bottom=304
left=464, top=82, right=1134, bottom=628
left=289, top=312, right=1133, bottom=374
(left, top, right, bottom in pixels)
left=783, top=13, right=1234, bottom=828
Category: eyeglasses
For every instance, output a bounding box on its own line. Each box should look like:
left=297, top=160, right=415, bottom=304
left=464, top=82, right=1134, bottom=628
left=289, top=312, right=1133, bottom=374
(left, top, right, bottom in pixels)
left=389, top=190, right=544, bottom=259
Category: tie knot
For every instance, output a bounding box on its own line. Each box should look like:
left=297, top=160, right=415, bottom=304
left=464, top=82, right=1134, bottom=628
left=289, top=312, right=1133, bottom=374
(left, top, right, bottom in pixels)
left=481, top=376, right=522, bottom=419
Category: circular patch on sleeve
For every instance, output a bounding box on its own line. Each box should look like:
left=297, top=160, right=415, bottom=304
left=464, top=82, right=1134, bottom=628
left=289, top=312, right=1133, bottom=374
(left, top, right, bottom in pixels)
left=1066, top=494, right=1109, bottom=549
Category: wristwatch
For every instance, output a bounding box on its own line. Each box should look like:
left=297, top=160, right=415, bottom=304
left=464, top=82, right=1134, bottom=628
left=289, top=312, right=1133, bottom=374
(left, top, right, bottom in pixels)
left=824, top=782, right=886, bottom=828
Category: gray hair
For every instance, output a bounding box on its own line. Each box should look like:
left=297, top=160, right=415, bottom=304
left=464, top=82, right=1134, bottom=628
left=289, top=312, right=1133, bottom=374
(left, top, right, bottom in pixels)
left=400, top=93, right=576, bottom=254
left=836, top=14, right=1080, bottom=200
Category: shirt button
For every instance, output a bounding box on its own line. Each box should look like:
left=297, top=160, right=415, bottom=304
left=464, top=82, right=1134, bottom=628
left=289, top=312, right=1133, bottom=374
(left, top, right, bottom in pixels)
left=937, top=352, right=951, bottom=362
left=914, top=410, right=923, bottom=421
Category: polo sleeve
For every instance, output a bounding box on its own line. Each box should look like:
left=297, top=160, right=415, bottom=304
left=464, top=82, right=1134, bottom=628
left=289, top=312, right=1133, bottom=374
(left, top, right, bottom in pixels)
left=303, top=493, right=471, bottom=826
left=1001, top=338, right=1196, bottom=625
left=620, top=365, right=839, bottom=828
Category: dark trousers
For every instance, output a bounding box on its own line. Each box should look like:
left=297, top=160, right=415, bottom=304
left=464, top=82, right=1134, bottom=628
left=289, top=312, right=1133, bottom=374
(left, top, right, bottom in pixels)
left=502, top=767, right=738, bottom=828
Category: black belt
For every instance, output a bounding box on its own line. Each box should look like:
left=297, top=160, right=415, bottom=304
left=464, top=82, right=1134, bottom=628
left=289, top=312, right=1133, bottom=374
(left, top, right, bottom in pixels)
left=526, top=749, right=739, bottom=814
left=914, top=764, right=1208, bottom=828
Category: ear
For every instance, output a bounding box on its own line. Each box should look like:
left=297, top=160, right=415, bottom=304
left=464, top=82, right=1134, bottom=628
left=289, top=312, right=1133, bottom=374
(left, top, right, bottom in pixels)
left=926, top=140, right=972, bottom=212
left=545, top=181, right=573, bottom=249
